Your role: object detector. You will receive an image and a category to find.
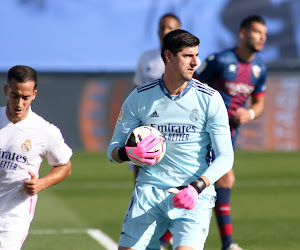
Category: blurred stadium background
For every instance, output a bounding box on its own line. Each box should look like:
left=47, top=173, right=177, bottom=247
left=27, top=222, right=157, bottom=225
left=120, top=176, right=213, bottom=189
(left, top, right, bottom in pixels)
left=0, top=1, right=300, bottom=249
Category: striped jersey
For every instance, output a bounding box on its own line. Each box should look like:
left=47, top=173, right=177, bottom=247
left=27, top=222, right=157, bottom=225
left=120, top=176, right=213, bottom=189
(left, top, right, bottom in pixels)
left=107, top=78, right=233, bottom=196
left=194, top=48, right=267, bottom=137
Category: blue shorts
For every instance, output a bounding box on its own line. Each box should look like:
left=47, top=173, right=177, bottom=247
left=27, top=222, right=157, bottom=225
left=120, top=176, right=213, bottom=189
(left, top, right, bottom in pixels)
left=119, top=184, right=215, bottom=250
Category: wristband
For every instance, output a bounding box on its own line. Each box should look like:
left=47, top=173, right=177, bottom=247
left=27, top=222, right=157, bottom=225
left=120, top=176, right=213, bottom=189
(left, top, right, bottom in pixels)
left=190, top=177, right=206, bottom=194
left=117, top=147, right=130, bottom=161
left=249, top=109, right=255, bottom=120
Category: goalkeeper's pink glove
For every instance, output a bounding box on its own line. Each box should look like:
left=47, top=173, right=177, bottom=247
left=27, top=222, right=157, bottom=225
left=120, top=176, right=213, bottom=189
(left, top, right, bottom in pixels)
left=118, top=134, right=161, bottom=165
left=169, top=178, right=206, bottom=210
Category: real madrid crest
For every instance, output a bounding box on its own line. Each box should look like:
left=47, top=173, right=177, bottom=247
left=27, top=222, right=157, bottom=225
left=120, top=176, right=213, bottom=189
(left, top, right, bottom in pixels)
left=21, top=139, right=32, bottom=152
left=190, top=109, right=199, bottom=122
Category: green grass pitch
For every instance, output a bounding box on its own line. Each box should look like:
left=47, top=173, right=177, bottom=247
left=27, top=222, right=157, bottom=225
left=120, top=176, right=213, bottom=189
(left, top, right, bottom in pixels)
left=22, top=151, right=300, bottom=250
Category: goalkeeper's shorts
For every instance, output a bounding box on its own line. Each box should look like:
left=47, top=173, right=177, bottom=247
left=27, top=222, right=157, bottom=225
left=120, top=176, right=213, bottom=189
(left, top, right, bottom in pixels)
left=119, top=184, right=215, bottom=250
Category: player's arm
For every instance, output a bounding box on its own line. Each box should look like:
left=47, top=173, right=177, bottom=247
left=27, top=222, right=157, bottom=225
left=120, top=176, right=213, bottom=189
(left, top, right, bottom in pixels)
left=111, top=134, right=161, bottom=165
left=24, top=160, right=71, bottom=196
left=107, top=90, right=160, bottom=165
left=111, top=147, right=124, bottom=163
left=168, top=175, right=209, bottom=210
left=169, top=92, right=233, bottom=210
left=234, top=94, right=265, bottom=125
left=250, top=94, right=265, bottom=119
left=235, top=66, right=267, bottom=124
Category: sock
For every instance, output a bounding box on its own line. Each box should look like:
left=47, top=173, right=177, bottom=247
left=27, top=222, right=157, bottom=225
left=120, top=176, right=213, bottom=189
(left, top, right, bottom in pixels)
left=160, top=230, right=172, bottom=246
left=214, top=187, right=233, bottom=249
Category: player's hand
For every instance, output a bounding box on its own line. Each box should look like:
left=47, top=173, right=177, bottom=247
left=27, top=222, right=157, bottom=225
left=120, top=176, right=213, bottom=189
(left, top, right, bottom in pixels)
left=170, top=185, right=198, bottom=210
left=168, top=177, right=207, bottom=210
left=234, top=107, right=253, bottom=124
left=24, top=171, right=42, bottom=196
left=125, top=134, right=161, bottom=165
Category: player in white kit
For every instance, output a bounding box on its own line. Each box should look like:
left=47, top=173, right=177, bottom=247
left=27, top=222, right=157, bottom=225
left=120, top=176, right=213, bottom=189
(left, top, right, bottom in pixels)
left=108, top=30, right=233, bottom=250
left=0, top=65, right=72, bottom=249
left=133, top=13, right=181, bottom=87
left=134, top=13, right=201, bottom=88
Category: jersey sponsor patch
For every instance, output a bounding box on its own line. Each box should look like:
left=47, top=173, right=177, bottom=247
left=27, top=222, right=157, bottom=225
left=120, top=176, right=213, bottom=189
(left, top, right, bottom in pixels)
left=225, top=81, right=255, bottom=97
left=0, top=148, right=28, bottom=171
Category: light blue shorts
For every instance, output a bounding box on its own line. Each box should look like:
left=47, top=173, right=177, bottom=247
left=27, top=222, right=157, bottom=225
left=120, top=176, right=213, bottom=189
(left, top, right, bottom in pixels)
left=119, top=184, right=215, bottom=250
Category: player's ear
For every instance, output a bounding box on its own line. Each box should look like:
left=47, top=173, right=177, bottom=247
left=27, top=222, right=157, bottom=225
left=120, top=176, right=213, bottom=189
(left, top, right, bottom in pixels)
left=164, top=50, right=172, bottom=63
left=239, top=28, right=245, bottom=40
left=4, top=85, right=8, bottom=96
left=32, top=90, right=38, bottom=100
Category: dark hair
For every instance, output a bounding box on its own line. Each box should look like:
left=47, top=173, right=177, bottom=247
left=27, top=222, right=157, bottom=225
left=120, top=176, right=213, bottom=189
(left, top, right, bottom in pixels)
left=7, top=65, right=38, bottom=89
left=159, top=13, right=181, bottom=26
left=161, top=29, right=199, bottom=62
left=240, top=15, right=266, bottom=30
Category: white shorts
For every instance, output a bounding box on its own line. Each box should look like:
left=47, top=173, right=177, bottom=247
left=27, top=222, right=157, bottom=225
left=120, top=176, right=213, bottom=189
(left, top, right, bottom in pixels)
left=0, top=229, right=28, bottom=250
left=119, top=184, right=215, bottom=250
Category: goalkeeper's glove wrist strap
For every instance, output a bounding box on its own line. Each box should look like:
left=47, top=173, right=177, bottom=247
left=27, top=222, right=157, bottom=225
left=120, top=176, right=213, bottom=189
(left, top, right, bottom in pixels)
left=118, top=147, right=130, bottom=161
left=190, top=177, right=206, bottom=194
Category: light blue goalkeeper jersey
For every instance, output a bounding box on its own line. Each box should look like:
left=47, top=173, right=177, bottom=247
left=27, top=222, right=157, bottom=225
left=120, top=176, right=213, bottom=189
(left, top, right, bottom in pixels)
left=107, top=77, right=233, bottom=196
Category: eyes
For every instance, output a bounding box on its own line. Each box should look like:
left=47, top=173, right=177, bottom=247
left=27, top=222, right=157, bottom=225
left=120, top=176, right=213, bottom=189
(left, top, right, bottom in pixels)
left=184, top=54, right=197, bottom=58
left=11, top=93, right=31, bottom=101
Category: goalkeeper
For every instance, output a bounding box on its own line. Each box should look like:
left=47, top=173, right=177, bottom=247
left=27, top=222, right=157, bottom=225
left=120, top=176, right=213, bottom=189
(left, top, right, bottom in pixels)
left=107, top=29, right=233, bottom=250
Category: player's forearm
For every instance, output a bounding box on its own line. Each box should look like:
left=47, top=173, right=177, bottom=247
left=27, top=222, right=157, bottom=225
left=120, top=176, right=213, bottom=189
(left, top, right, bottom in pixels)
left=199, top=175, right=210, bottom=187
left=250, top=102, right=264, bottom=119
left=111, top=147, right=124, bottom=163
left=250, top=95, right=265, bottom=119
left=107, top=142, right=125, bottom=163
left=39, top=161, right=71, bottom=191
left=203, top=134, right=234, bottom=184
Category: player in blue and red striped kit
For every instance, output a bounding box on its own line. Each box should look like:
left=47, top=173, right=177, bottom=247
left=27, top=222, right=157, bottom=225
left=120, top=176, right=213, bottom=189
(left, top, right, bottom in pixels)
left=194, top=15, right=267, bottom=250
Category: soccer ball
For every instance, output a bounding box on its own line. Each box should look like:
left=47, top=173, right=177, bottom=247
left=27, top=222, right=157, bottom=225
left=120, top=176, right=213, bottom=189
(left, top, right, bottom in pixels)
left=125, top=126, right=166, bottom=166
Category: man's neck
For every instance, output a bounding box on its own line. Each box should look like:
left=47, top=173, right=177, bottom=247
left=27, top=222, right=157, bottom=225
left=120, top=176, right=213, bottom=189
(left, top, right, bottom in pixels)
left=235, top=46, right=256, bottom=62
left=162, top=72, right=188, bottom=95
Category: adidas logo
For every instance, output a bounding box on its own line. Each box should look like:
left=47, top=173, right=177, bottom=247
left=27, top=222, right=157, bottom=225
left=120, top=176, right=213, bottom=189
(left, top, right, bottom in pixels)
left=150, top=111, right=159, bottom=117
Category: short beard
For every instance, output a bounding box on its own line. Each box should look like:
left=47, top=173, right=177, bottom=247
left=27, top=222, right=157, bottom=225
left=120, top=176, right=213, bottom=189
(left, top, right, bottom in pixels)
left=246, top=42, right=260, bottom=53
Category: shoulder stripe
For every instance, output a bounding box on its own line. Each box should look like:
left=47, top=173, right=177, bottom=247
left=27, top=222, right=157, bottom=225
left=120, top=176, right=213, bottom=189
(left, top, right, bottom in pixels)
left=137, top=80, right=160, bottom=93
left=193, top=84, right=215, bottom=95
left=191, top=79, right=215, bottom=96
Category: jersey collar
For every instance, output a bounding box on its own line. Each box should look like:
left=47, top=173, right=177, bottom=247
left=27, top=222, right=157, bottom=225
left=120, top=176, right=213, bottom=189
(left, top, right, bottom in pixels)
left=159, top=76, right=192, bottom=101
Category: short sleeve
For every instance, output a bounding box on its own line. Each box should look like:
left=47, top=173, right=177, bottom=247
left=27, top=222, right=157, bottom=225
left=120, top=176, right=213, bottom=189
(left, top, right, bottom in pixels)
left=45, top=124, right=73, bottom=166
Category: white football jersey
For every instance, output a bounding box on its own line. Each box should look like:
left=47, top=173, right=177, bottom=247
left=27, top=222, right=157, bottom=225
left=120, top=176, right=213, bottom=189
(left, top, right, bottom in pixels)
left=0, top=106, right=72, bottom=231
left=133, top=48, right=164, bottom=86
